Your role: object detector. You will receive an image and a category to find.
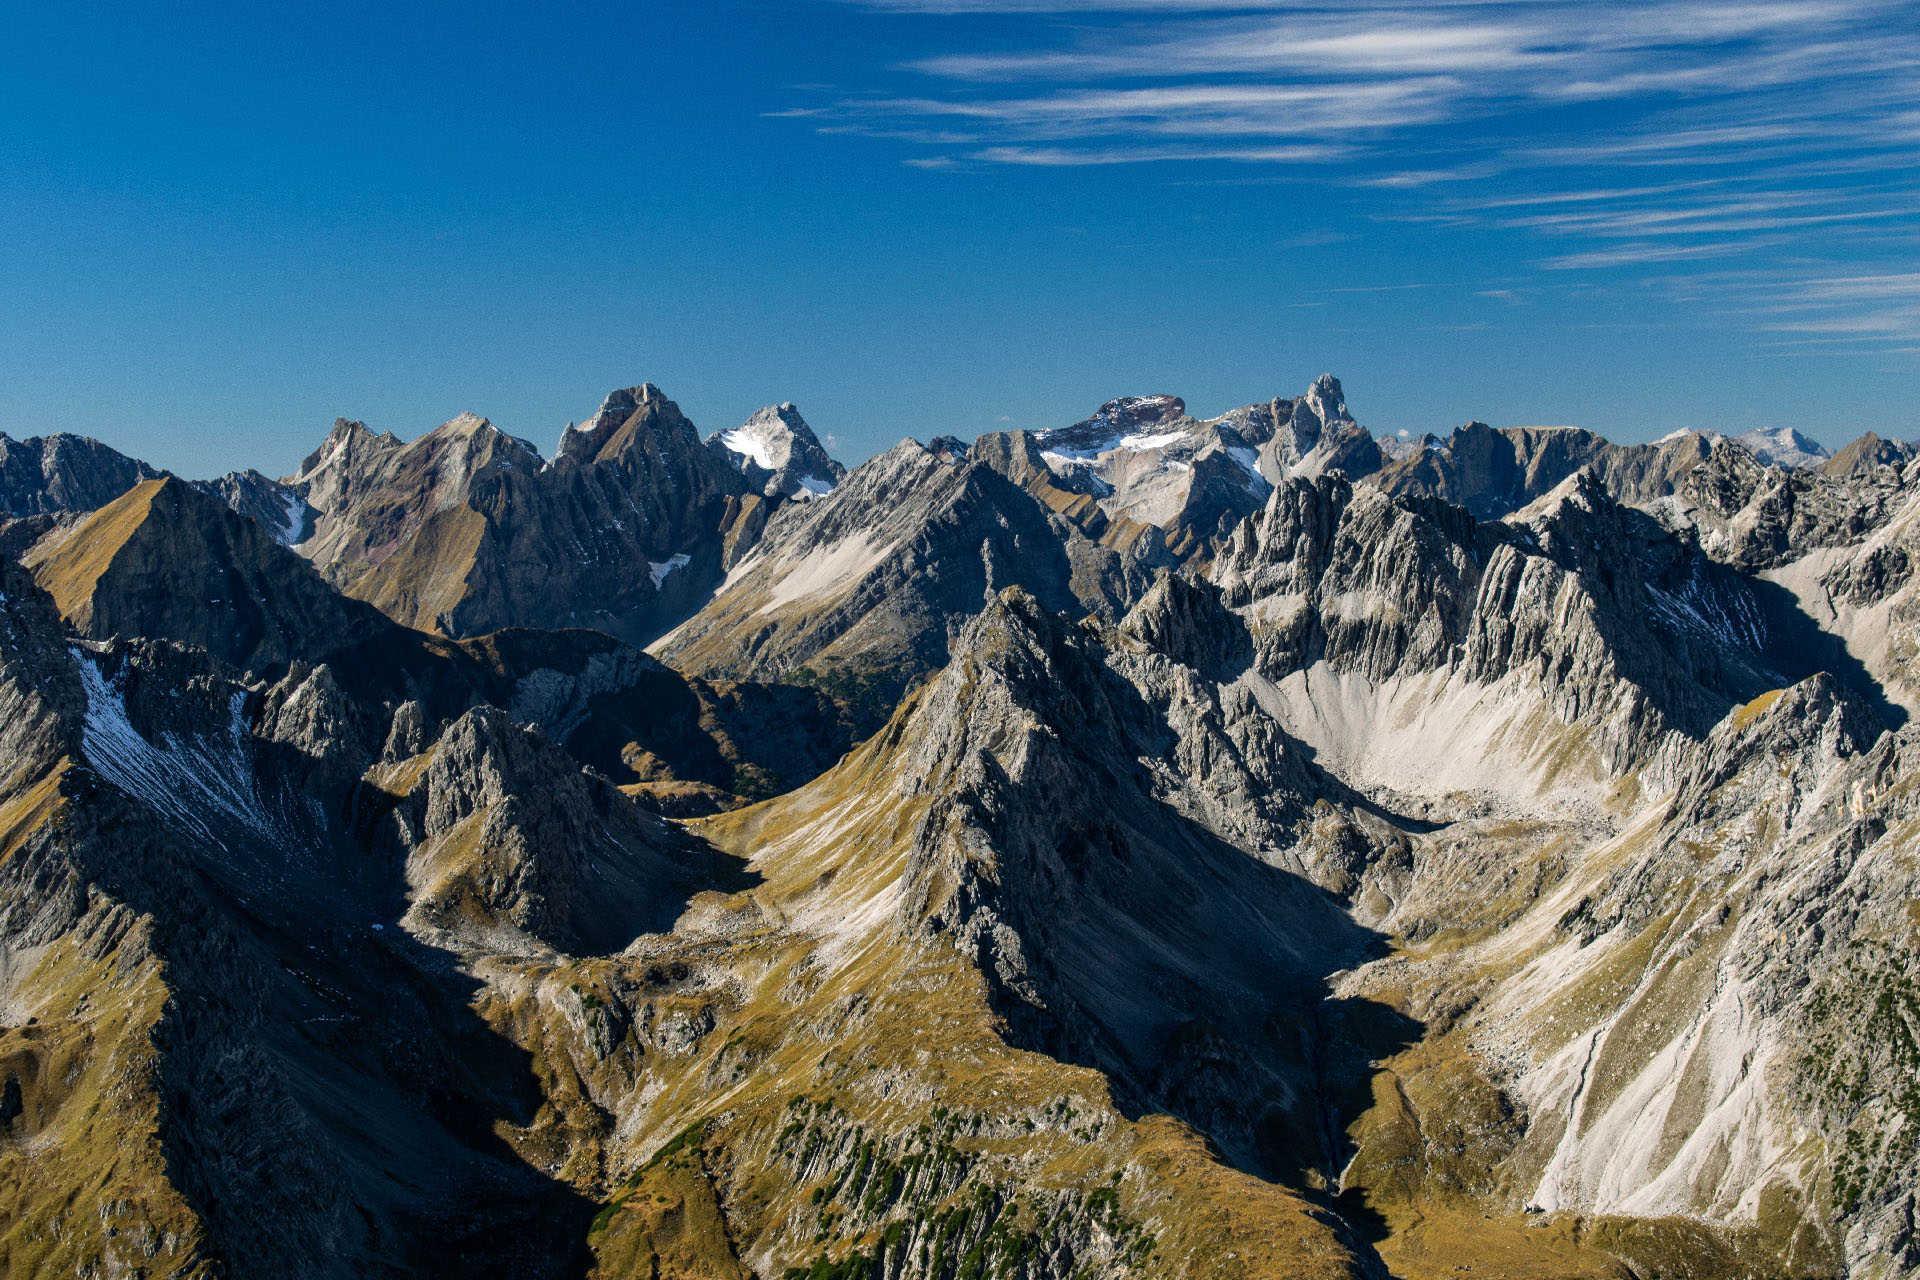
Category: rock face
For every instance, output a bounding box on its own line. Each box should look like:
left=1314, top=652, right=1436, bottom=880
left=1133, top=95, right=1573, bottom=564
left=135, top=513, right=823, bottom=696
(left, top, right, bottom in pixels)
left=706, top=402, right=845, bottom=500
left=0, top=431, right=161, bottom=515
left=0, top=584, right=605, bottom=1278
left=20, top=476, right=391, bottom=674
left=379, top=705, right=747, bottom=954
left=1207, top=470, right=1822, bottom=792
left=195, top=467, right=313, bottom=544
left=5, top=375, right=1920, bottom=1280
left=657, top=437, right=1150, bottom=720
left=285, top=386, right=795, bottom=645
left=1370, top=421, right=1722, bottom=520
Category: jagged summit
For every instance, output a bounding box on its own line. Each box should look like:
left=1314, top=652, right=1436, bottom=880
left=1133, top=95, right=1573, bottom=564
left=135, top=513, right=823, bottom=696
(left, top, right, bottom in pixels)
left=291, top=417, right=402, bottom=483
left=1298, top=372, right=1349, bottom=427
left=0, top=430, right=163, bottom=516
left=554, top=382, right=695, bottom=468
left=706, top=401, right=845, bottom=500
left=991, top=375, right=1379, bottom=567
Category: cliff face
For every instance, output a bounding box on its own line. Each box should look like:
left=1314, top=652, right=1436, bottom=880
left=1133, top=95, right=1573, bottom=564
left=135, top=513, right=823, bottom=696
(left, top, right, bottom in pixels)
left=0, top=431, right=162, bottom=517
left=656, top=438, right=1148, bottom=721
left=280, top=386, right=771, bottom=645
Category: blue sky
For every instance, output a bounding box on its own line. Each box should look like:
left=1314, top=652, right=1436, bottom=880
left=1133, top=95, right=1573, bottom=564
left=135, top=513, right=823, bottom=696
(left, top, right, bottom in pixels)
left=2, top=0, right=1916, bottom=477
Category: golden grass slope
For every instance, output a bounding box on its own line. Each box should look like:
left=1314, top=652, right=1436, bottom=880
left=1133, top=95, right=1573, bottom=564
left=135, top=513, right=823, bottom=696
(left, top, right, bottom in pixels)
left=20, top=477, right=166, bottom=629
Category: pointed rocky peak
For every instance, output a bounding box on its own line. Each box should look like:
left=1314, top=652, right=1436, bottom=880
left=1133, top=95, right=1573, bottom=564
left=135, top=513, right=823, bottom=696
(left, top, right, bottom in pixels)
left=574, top=383, right=665, bottom=436
left=1220, top=375, right=1368, bottom=481
left=1508, top=464, right=1609, bottom=523
left=1721, top=673, right=1876, bottom=752
left=419, top=412, right=542, bottom=468
left=21, top=477, right=177, bottom=623
left=292, top=417, right=401, bottom=484
left=1297, top=373, right=1352, bottom=429
left=893, top=585, right=1123, bottom=792
left=555, top=382, right=700, bottom=467
left=20, top=475, right=389, bottom=673
left=393, top=704, right=740, bottom=954
left=1734, top=425, right=1830, bottom=469
left=433, top=410, right=491, bottom=438
left=707, top=402, right=846, bottom=500
left=1507, top=468, right=1669, bottom=571
left=1674, top=673, right=1882, bottom=830
left=414, top=704, right=562, bottom=826
left=1446, top=420, right=1495, bottom=448
left=1822, top=431, right=1916, bottom=476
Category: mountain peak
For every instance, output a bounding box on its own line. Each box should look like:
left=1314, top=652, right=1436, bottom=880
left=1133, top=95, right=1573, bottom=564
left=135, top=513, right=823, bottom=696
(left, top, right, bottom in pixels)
left=1037, top=394, right=1189, bottom=457
left=555, top=382, right=696, bottom=467
left=291, top=418, right=401, bottom=485
left=1302, top=373, right=1350, bottom=424
left=708, top=402, right=844, bottom=499
left=1095, top=394, right=1186, bottom=431
left=1733, top=425, right=1830, bottom=468
left=434, top=411, right=496, bottom=437
left=0, top=430, right=164, bottom=517
left=587, top=383, right=668, bottom=423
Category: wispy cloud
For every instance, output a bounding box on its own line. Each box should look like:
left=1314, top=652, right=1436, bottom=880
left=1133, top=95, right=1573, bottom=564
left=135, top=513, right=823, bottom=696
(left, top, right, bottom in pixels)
left=795, top=0, right=1920, bottom=352
left=967, top=141, right=1342, bottom=164
left=1541, top=240, right=1768, bottom=269
left=1644, top=267, right=1920, bottom=349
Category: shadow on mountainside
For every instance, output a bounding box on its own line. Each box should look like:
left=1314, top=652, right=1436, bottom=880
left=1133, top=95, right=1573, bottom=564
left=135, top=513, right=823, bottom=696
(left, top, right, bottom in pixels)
left=927, top=632, right=1422, bottom=1267
left=67, top=773, right=597, bottom=1278
left=1559, top=498, right=1908, bottom=738
left=58, top=686, right=760, bottom=1280
left=1748, top=574, right=1908, bottom=732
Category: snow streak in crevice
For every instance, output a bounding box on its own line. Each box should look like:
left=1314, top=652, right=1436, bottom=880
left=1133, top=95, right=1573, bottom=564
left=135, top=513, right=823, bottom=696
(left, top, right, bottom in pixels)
left=70, top=645, right=285, bottom=851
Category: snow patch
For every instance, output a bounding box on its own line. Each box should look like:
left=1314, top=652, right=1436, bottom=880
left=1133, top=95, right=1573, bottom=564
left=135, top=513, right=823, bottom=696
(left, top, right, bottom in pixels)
left=71, top=647, right=283, bottom=849
left=278, top=487, right=307, bottom=545
left=1224, top=445, right=1270, bottom=489
left=718, top=422, right=787, bottom=472
left=1118, top=429, right=1187, bottom=451
left=1039, top=442, right=1112, bottom=468
left=1734, top=427, right=1829, bottom=469
left=648, top=553, right=691, bottom=589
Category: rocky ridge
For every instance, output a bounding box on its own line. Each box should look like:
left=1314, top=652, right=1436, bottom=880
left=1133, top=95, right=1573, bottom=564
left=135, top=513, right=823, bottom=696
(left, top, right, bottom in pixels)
left=1, top=375, right=1917, bottom=1280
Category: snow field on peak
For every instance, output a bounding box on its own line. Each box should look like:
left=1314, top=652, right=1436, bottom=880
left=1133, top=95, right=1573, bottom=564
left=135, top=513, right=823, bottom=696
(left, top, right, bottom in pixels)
left=717, top=422, right=785, bottom=471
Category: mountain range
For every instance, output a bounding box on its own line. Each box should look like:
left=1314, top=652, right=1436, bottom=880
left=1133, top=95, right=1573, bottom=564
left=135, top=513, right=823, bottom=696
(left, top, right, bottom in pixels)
left=0, top=378, right=1915, bottom=1280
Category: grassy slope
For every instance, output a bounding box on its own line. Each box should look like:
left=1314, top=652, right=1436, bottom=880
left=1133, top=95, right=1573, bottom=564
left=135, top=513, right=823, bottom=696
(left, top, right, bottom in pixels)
left=20, top=478, right=166, bottom=628
left=465, top=693, right=1363, bottom=1280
